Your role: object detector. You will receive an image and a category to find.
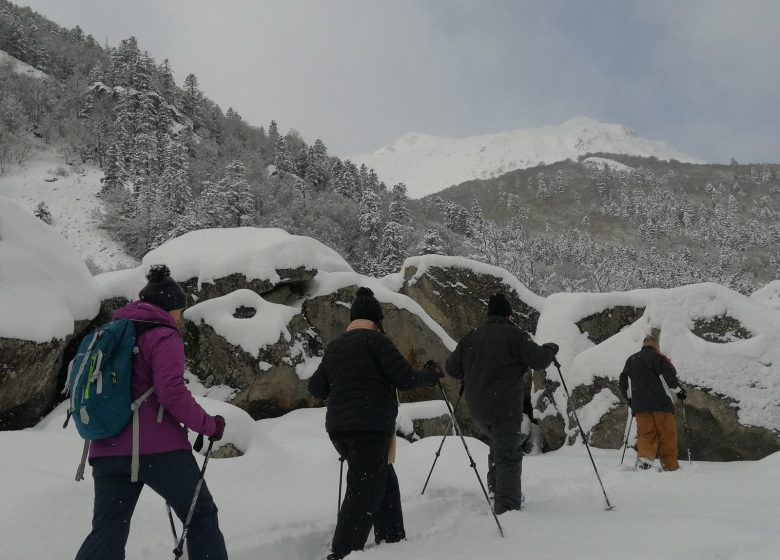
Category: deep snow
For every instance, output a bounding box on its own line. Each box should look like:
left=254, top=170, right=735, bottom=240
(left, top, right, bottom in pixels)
left=1, top=399, right=778, bottom=560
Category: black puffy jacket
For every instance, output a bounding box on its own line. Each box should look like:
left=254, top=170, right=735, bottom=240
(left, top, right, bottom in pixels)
left=308, top=328, right=437, bottom=434
left=446, top=316, right=556, bottom=423
left=619, top=346, right=682, bottom=414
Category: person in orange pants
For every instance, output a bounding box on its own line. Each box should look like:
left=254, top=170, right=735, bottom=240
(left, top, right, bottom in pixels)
left=619, top=335, right=687, bottom=471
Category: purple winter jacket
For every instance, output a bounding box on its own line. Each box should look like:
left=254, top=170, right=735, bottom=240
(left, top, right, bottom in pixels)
left=89, top=301, right=218, bottom=459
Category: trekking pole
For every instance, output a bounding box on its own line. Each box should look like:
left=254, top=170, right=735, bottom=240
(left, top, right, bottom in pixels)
left=173, top=438, right=215, bottom=560
left=552, top=359, right=615, bottom=511
left=620, top=411, right=633, bottom=465
left=436, top=380, right=504, bottom=538
left=337, top=456, right=345, bottom=515
left=680, top=401, right=692, bottom=465
left=421, top=382, right=464, bottom=495
left=166, top=503, right=179, bottom=545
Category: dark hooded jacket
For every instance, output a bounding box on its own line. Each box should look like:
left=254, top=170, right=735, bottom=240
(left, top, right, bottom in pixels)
left=446, top=316, right=556, bottom=423
left=619, top=345, right=682, bottom=414
left=308, top=328, right=437, bottom=434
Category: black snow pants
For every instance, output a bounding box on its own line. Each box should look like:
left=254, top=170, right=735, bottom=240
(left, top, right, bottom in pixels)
left=328, top=431, right=404, bottom=559
left=74, top=450, right=228, bottom=560
left=474, top=418, right=524, bottom=514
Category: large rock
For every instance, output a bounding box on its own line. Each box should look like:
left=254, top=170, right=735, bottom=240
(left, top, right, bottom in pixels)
left=183, top=290, right=321, bottom=419
left=0, top=198, right=100, bottom=429
left=398, top=255, right=544, bottom=340
left=540, top=285, right=780, bottom=460
left=303, top=283, right=455, bottom=408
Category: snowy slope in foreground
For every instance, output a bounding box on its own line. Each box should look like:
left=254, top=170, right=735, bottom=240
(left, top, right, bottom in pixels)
left=353, top=117, right=701, bottom=198
left=2, top=402, right=778, bottom=560
left=0, top=147, right=137, bottom=272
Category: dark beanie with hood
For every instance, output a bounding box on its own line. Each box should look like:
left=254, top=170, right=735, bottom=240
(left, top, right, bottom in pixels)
left=350, top=286, right=384, bottom=325
left=487, top=292, right=513, bottom=317
left=139, top=264, right=187, bottom=311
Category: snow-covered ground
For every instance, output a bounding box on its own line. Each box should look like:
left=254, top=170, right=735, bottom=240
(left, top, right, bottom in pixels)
left=2, top=400, right=778, bottom=560
left=0, top=146, right=137, bottom=272
left=352, top=116, right=701, bottom=199
left=0, top=48, right=48, bottom=79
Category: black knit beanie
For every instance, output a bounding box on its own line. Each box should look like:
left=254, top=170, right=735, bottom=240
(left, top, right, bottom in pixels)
left=139, top=264, right=187, bottom=311
left=350, top=287, right=384, bottom=325
left=487, top=292, right=513, bottom=317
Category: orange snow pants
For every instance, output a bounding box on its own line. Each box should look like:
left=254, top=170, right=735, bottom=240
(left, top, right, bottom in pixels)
left=635, top=412, right=679, bottom=471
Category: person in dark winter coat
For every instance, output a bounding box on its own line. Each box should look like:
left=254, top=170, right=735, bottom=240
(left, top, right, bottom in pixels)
left=446, top=293, right=558, bottom=514
left=308, top=287, right=442, bottom=560
left=619, top=335, right=686, bottom=471
left=75, top=265, right=228, bottom=560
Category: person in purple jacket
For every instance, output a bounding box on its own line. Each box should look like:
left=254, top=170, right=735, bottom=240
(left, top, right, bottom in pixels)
left=75, top=265, right=228, bottom=560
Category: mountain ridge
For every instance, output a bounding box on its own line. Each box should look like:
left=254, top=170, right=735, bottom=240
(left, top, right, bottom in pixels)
left=354, top=117, right=702, bottom=199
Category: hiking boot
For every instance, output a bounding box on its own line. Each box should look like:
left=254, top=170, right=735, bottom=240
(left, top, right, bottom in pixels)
left=635, top=458, right=653, bottom=470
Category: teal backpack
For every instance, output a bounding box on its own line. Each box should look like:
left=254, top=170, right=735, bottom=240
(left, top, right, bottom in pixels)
left=63, top=319, right=174, bottom=481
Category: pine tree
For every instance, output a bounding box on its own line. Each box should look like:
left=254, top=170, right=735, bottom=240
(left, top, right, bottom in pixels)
left=182, top=73, right=203, bottom=124
left=304, top=139, right=329, bottom=189
left=219, top=160, right=255, bottom=226
left=379, top=221, right=407, bottom=275
left=273, top=136, right=295, bottom=177
left=268, top=120, right=279, bottom=144
left=389, top=183, right=411, bottom=225
left=100, top=142, right=126, bottom=195
left=418, top=228, right=445, bottom=255
left=359, top=189, right=382, bottom=246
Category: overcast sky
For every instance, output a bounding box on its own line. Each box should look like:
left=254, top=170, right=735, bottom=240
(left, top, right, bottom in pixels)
left=18, top=0, right=780, bottom=163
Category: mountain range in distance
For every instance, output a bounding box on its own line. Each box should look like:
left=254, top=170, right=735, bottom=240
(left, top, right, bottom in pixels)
left=352, top=116, right=702, bottom=199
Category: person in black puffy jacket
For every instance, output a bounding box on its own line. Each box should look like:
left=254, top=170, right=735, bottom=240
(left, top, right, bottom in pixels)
left=308, top=287, right=441, bottom=560
left=446, top=292, right=558, bottom=514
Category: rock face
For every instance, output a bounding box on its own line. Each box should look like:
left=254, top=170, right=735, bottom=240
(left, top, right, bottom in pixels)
left=0, top=320, right=93, bottom=430
left=576, top=306, right=645, bottom=344
left=184, top=313, right=322, bottom=420
left=180, top=267, right=318, bottom=308
left=399, top=261, right=541, bottom=340
left=0, top=337, right=69, bottom=430
left=303, top=285, right=460, bottom=416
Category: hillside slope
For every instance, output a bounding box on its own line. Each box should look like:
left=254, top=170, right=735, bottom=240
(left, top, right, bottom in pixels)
left=0, top=146, right=137, bottom=272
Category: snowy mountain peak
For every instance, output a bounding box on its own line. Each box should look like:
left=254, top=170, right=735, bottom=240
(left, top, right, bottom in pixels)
left=354, top=117, right=701, bottom=198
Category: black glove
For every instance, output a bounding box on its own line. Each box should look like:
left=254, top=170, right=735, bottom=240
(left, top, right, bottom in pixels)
left=678, top=388, right=687, bottom=401
left=423, top=360, right=445, bottom=384
left=543, top=342, right=559, bottom=355
left=210, top=415, right=226, bottom=441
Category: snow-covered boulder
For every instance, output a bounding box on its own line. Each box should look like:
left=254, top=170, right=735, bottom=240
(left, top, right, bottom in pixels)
left=94, top=227, right=354, bottom=319
left=0, top=197, right=100, bottom=428
left=751, top=281, right=780, bottom=310
left=302, top=272, right=476, bottom=431
left=183, top=290, right=322, bottom=418
left=536, top=284, right=780, bottom=460
left=395, top=255, right=545, bottom=340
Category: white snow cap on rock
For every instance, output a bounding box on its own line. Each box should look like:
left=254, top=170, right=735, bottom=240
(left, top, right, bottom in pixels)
left=0, top=197, right=99, bottom=341
left=184, top=289, right=298, bottom=358
left=145, top=228, right=353, bottom=287
left=751, top=281, right=780, bottom=310
left=398, top=254, right=546, bottom=311
left=537, top=283, right=780, bottom=433
left=96, top=227, right=354, bottom=300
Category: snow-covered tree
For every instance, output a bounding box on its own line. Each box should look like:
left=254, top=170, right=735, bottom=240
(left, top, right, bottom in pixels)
left=418, top=228, right=446, bottom=255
